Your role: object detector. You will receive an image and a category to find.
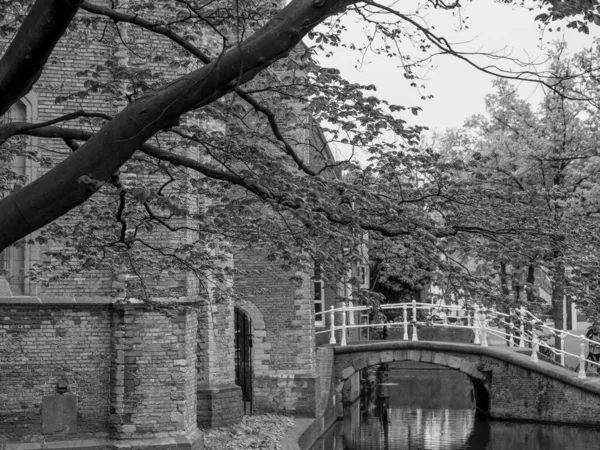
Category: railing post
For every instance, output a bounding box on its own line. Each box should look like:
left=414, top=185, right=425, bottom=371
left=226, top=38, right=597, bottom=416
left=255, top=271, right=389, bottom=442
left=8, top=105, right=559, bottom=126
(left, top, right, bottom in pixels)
left=403, top=303, right=409, bottom=340
left=348, top=301, right=355, bottom=325
left=578, top=336, right=587, bottom=379
left=329, top=306, right=336, bottom=345
left=442, top=308, right=448, bottom=326
left=560, top=332, right=565, bottom=367
left=411, top=321, right=418, bottom=341
left=508, top=316, right=514, bottom=347
left=411, top=300, right=418, bottom=341
left=519, top=307, right=526, bottom=348
left=467, top=306, right=472, bottom=328
left=473, top=306, right=481, bottom=345
left=481, top=312, right=488, bottom=347
left=531, top=335, right=538, bottom=363
left=341, top=302, right=347, bottom=346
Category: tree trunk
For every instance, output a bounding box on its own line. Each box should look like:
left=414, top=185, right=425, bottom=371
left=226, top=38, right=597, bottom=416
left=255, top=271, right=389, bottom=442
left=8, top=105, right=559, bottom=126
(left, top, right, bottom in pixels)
left=551, top=263, right=566, bottom=348
left=500, top=262, right=510, bottom=297
left=0, top=0, right=85, bottom=116
left=526, top=264, right=535, bottom=306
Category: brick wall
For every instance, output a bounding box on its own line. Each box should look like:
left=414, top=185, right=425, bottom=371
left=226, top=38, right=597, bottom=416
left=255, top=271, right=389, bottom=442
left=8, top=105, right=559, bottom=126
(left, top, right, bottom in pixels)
left=234, top=248, right=318, bottom=416
left=197, top=297, right=235, bottom=386
left=0, top=298, right=112, bottom=439
left=196, top=291, right=243, bottom=428
left=0, top=296, right=203, bottom=448
left=110, top=303, right=198, bottom=439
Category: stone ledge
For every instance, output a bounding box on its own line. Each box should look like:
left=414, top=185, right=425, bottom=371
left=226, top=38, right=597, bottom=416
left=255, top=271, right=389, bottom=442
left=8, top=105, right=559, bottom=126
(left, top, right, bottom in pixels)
left=0, top=296, right=203, bottom=306
left=0, top=296, right=113, bottom=305
left=6, top=429, right=203, bottom=450
left=196, top=384, right=242, bottom=395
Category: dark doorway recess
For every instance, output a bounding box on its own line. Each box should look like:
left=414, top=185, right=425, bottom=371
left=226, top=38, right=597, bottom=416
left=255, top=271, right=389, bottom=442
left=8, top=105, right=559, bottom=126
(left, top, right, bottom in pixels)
left=234, top=307, right=252, bottom=414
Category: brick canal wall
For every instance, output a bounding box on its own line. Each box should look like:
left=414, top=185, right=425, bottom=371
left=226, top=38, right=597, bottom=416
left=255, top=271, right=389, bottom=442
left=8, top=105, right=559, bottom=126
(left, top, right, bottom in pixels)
left=332, top=341, right=600, bottom=426
left=0, top=296, right=203, bottom=449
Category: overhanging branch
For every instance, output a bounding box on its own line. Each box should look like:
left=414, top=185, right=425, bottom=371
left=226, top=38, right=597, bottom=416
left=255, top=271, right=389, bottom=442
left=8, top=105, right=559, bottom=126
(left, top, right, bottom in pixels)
left=0, top=0, right=85, bottom=116
left=0, top=0, right=357, bottom=252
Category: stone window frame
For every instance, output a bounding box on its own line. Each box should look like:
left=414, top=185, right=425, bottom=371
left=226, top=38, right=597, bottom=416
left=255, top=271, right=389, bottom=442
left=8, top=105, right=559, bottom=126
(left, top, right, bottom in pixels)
left=0, top=92, right=39, bottom=295
left=314, top=265, right=325, bottom=327
left=358, top=264, right=369, bottom=289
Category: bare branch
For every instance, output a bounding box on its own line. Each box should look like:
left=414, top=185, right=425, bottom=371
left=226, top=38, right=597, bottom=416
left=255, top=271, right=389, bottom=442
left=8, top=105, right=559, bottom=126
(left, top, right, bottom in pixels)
left=80, top=1, right=212, bottom=64
left=0, top=110, right=112, bottom=143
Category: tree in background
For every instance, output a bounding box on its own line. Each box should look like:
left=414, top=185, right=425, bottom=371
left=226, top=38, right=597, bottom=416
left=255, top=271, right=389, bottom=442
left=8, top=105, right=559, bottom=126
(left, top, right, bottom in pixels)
left=432, top=45, right=600, bottom=331
left=1, top=0, right=599, bottom=301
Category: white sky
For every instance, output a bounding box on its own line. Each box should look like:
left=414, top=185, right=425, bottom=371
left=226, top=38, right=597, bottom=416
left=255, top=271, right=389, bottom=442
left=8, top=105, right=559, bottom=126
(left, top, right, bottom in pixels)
left=313, top=0, right=599, bottom=133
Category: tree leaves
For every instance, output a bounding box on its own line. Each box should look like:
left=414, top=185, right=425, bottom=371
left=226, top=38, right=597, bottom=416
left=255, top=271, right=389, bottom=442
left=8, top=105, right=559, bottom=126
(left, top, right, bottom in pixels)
left=1, top=0, right=600, bottom=304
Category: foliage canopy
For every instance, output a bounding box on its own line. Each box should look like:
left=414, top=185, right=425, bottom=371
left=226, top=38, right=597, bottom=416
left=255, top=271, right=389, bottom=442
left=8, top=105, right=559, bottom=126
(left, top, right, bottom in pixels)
left=0, top=0, right=598, bottom=303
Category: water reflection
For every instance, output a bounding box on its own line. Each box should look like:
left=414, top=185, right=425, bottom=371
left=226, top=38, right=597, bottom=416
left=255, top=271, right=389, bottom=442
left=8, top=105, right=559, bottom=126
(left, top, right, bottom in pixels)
left=312, top=365, right=600, bottom=450
left=338, top=402, right=476, bottom=449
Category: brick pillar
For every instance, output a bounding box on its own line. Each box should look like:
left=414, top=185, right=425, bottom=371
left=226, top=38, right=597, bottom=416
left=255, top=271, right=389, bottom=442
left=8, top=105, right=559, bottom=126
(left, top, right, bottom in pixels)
left=196, top=293, right=243, bottom=427
left=251, top=269, right=319, bottom=417
left=110, top=302, right=203, bottom=448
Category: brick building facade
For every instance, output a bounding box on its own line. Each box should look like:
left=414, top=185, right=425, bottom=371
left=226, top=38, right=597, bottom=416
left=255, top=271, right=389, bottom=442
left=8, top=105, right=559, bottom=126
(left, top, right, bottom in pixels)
left=0, top=1, right=331, bottom=447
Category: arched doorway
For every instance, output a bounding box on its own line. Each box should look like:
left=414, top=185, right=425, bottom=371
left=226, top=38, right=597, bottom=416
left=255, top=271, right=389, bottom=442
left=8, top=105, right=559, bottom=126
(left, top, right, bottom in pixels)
left=234, top=307, right=252, bottom=414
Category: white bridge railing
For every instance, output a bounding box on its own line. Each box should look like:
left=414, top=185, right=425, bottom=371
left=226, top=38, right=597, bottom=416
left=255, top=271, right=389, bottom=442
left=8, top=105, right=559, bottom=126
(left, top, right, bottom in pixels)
left=316, top=300, right=600, bottom=379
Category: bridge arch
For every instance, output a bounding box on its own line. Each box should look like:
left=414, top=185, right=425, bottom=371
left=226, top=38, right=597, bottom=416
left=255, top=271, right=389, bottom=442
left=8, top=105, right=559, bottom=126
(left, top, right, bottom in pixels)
left=329, top=340, right=600, bottom=426
left=335, top=347, right=491, bottom=415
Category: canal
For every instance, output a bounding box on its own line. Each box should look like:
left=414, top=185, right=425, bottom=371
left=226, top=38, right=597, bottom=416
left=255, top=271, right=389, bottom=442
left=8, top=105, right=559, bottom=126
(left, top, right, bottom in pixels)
left=311, top=362, right=600, bottom=449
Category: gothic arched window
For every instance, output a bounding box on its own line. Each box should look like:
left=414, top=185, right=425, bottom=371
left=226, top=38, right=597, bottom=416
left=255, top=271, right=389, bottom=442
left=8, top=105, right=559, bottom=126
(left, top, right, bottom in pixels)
left=0, top=97, right=38, bottom=295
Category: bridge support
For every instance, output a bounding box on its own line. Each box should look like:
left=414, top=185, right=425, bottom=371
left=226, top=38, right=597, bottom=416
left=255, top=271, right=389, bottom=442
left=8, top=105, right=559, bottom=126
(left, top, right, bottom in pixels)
left=340, top=372, right=361, bottom=407
left=332, top=341, right=600, bottom=427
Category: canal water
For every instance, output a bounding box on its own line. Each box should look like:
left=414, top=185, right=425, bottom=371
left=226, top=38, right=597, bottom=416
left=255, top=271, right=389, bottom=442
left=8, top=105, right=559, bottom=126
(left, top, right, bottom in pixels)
left=311, top=362, right=600, bottom=450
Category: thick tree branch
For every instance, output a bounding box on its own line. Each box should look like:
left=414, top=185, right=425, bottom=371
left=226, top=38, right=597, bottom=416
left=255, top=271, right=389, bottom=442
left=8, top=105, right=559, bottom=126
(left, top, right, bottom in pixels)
left=9, top=123, right=411, bottom=235
left=81, top=1, right=317, bottom=177
left=0, top=0, right=356, bottom=252
left=15, top=123, right=518, bottom=242
left=0, top=0, right=85, bottom=116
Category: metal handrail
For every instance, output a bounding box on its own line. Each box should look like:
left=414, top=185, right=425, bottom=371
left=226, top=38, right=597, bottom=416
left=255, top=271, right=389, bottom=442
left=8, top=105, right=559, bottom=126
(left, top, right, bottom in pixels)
left=317, top=300, right=600, bottom=379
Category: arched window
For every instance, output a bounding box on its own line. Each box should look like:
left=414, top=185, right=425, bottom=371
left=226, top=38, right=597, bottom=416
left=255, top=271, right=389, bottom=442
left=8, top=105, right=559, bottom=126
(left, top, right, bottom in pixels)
left=0, top=96, right=38, bottom=295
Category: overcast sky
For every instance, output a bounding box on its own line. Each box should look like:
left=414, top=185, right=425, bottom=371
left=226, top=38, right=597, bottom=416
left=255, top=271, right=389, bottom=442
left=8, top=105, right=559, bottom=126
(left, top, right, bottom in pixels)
left=314, top=0, right=599, bottom=133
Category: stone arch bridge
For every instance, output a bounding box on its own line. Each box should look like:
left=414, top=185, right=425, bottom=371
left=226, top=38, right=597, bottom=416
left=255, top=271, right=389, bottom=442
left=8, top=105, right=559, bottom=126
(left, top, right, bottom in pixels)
left=331, top=341, right=600, bottom=426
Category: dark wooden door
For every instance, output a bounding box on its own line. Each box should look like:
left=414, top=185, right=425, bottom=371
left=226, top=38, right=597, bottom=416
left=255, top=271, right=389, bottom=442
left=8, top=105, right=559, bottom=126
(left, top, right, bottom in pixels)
left=234, top=308, right=252, bottom=414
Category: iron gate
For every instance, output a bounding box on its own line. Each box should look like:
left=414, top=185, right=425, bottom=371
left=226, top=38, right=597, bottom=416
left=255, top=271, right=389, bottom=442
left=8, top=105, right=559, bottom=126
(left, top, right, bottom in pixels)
left=234, top=307, right=252, bottom=414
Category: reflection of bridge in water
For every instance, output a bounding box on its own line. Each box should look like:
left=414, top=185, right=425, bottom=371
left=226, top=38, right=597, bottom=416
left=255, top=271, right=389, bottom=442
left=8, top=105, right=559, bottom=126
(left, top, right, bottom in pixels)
left=329, top=375, right=600, bottom=450
left=340, top=400, right=476, bottom=450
